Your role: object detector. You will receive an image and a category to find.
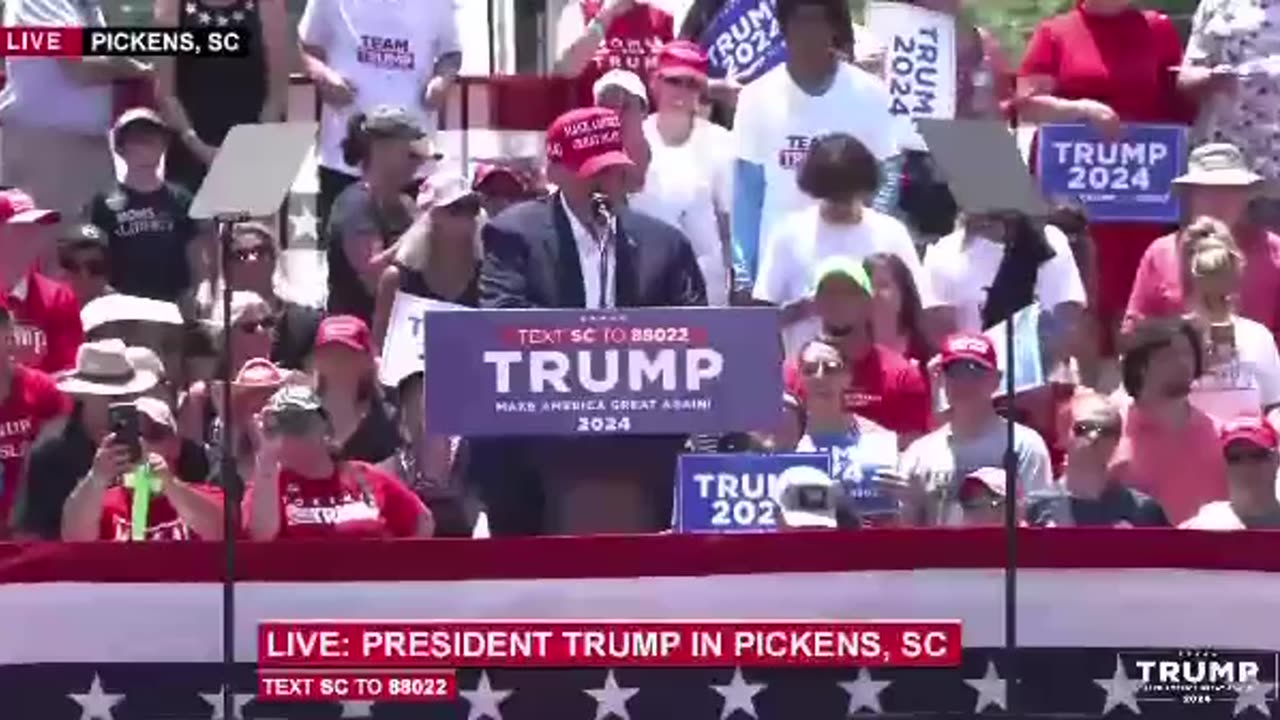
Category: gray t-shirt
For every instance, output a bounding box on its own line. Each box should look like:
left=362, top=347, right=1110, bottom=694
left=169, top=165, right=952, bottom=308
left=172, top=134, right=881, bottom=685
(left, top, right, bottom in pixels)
left=899, top=416, right=1054, bottom=525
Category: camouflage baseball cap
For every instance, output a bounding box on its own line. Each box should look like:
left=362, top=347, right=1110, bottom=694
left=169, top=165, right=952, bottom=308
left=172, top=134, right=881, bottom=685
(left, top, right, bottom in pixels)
left=263, top=385, right=323, bottom=417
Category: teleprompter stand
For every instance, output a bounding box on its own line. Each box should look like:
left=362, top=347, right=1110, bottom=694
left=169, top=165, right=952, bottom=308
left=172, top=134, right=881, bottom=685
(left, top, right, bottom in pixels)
left=917, top=118, right=1052, bottom=716
left=189, top=121, right=317, bottom=717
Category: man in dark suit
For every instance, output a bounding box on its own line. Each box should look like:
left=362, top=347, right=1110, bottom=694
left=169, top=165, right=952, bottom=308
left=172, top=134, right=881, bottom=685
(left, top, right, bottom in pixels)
left=474, top=105, right=707, bottom=536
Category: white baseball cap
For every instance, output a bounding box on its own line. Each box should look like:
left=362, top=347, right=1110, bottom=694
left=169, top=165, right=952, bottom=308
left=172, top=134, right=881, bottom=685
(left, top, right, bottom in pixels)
left=773, top=465, right=839, bottom=529
left=593, top=69, right=648, bottom=107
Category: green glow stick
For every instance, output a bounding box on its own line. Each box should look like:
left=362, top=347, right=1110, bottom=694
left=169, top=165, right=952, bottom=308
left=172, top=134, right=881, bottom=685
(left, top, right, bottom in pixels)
left=122, top=464, right=161, bottom=541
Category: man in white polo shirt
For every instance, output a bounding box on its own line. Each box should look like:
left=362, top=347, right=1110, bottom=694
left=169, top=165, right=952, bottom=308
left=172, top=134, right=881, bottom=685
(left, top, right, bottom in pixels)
left=299, top=0, right=463, bottom=241
left=0, top=0, right=151, bottom=226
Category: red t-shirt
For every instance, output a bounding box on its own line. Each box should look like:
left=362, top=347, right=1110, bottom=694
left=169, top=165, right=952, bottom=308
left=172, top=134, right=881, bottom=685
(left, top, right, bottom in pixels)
left=1019, top=2, right=1193, bottom=326
left=245, top=461, right=426, bottom=540
left=6, top=271, right=85, bottom=373
left=572, top=0, right=674, bottom=107
left=0, top=366, right=69, bottom=533
left=99, top=485, right=224, bottom=541
left=784, top=345, right=932, bottom=438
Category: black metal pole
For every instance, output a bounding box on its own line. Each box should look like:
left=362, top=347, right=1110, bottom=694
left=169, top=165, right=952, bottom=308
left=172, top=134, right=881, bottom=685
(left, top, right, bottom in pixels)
left=218, top=217, right=242, bottom=715
left=486, top=0, right=497, bottom=75
left=1002, top=230, right=1021, bottom=715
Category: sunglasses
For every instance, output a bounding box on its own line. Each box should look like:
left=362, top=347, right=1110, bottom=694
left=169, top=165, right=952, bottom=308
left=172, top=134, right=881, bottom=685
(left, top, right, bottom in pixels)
left=801, top=359, right=846, bottom=377
left=1072, top=420, right=1122, bottom=439
left=236, top=316, right=277, bottom=334
left=60, top=257, right=107, bottom=276
left=1225, top=448, right=1276, bottom=465
left=822, top=324, right=853, bottom=338
left=233, top=245, right=272, bottom=263
left=943, top=360, right=992, bottom=378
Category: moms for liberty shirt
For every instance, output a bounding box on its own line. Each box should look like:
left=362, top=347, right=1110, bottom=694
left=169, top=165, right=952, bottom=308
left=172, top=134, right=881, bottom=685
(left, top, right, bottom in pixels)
left=88, top=183, right=198, bottom=303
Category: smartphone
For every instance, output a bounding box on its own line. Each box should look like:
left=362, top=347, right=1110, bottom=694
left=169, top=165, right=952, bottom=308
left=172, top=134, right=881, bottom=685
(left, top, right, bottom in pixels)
left=1210, top=322, right=1236, bottom=350
left=108, top=402, right=141, bottom=464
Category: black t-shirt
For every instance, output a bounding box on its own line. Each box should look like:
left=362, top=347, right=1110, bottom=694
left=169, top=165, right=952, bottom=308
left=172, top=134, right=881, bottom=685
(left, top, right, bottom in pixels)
left=12, top=412, right=209, bottom=539
left=396, top=261, right=480, bottom=307
left=339, top=397, right=400, bottom=465
left=272, top=301, right=323, bottom=370
left=325, top=182, right=414, bottom=322
left=88, top=183, right=198, bottom=303
left=1026, top=484, right=1171, bottom=528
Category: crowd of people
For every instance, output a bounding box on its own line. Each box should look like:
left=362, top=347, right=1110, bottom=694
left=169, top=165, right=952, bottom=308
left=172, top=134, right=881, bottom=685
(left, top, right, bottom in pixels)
left=1, top=0, right=1279, bottom=543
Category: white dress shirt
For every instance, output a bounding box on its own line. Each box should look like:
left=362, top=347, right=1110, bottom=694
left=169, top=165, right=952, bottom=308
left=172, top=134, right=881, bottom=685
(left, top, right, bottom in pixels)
left=560, top=194, right=615, bottom=309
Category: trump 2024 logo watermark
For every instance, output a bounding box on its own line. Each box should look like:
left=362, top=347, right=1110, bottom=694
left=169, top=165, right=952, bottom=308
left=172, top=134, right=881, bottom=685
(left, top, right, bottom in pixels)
left=1121, top=650, right=1278, bottom=706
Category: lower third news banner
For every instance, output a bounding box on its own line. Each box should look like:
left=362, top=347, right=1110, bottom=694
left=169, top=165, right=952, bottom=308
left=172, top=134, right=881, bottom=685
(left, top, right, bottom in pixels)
left=257, top=620, right=961, bottom=702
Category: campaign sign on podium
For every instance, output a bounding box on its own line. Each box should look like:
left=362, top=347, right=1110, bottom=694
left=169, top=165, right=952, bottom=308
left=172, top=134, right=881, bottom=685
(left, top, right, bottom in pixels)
left=677, top=453, right=832, bottom=533
left=1037, top=123, right=1187, bottom=223
left=424, top=307, right=784, bottom=436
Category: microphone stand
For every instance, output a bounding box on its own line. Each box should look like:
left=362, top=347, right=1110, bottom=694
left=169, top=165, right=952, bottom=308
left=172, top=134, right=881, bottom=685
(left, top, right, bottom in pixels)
left=216, top=212, right=249, bottom=716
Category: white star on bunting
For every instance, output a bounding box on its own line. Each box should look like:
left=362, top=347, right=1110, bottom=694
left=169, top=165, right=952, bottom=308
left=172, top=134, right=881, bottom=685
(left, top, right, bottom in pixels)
left=196, top=11, right=211, bottom=24
left=1235, top=680, right=1276, bottom=717
left=585, top=670, right=640, bottom=720
left=711, top=667, right=766, bottom=719
left=460, top=671, right=513, bottom=720
left=1095, top=656, right=1146, bottom=715
left=340, top=699, right=376, bottom=718
left=231, top=9, right=245, bottom=21
left=215, top=14, right=229, bottom=26
left=965, top=660, right=1008, bottom=712
left=838, top=668, right=892, bottom=715
left=185, top=2, right=198, bottom=14
left=289, top=206, right=318, bottom=244
left=199, top=687, right=255, bottom=720
left=68, top=674, right=124, bottom=720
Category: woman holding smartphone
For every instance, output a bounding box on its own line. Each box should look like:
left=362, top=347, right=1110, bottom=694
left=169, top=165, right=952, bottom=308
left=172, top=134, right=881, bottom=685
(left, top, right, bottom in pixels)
left=1182, top=218, right=1280, bottom=421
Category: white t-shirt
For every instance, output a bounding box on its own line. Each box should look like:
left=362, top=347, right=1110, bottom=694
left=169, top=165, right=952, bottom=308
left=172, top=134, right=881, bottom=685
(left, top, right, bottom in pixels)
left=1190, top=316, right=1280, bottom=421
left=752, top=205, right=930, bottom=357
left=632, top=116, right=734, bottom=306
left=0, top=0, right=111, bottom=134
left=733, top=62, right=899, bottom=272
left=299, top=0, right=461, bottom=177
left=923, top=225, right=1087, bottom=332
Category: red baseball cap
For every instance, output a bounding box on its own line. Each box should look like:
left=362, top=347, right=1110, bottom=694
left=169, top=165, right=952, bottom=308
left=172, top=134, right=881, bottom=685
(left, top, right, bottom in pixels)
left=939, top=333, right=998, bottom=371
left=472, top=163, right=527, bottom=193
left=545, top=107, right=634, bottom=179
left=655, top=40, right=709, bottom=81
left=0, top=189, right=59, bottom=225
left=1220, top=416, right=1279, bottom=452
left=315, top=315, right=372, bottom=354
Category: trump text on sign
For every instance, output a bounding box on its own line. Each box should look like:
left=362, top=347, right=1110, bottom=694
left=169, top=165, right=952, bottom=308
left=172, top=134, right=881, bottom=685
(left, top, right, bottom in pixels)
left=700, top=0, right=785, bottom=84
left=677, top=453, right=832, bottom=533
left=424, top=308, right=783, bottom=436
left=1037, top=123, right=1188, bottom=223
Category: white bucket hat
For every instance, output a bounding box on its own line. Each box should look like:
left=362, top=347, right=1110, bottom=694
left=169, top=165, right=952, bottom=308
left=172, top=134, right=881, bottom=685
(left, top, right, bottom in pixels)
left=1173, top=143, right=1264, bottom=187
left=56, top=339, right=159, bottom=397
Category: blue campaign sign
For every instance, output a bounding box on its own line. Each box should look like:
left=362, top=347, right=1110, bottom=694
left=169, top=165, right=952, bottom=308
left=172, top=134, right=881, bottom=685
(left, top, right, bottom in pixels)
left=1037, top=123, right=1188, bottom=223
left=676, top=453, right=832, bottom=533
left=699, top=0, right=786, bottom=84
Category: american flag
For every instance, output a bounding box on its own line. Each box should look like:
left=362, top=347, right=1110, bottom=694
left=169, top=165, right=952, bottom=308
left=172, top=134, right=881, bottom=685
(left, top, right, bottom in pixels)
left=2, top=530, right=1278, bottom=720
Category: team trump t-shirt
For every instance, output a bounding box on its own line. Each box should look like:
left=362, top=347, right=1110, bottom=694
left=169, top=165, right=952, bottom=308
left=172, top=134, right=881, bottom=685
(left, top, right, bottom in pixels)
left=0, top=366, right=69, bottom=533
left=246, top=461, right=426, bottom=539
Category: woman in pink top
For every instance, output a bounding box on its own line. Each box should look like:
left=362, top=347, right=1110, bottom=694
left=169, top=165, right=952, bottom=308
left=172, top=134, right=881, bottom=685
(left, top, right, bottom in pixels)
left=1110, top=317, right=1228, bottom=524
left=1125, top=143, right=1280, bottom=339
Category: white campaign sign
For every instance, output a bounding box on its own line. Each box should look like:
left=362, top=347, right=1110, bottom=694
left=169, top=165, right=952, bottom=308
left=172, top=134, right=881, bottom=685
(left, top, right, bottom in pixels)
left=864, top=2, right=957, bottom=151
left=378, top=291, right=468, bottom=388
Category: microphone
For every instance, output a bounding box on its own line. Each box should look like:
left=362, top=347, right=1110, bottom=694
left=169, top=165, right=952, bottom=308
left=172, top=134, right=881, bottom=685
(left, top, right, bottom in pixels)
left=590, top=191, right=615, bottom=235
